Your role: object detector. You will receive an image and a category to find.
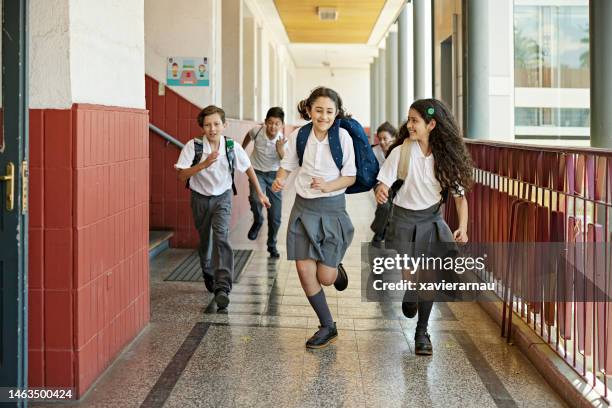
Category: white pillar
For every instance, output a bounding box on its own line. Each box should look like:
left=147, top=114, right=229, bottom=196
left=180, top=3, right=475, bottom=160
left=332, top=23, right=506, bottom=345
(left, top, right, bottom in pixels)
left=398, top=1, right=414, bottom=121
left=413, top=0, right=432, bottom=99
left=242, top=16, right=256, bottom=120
left=386, top=28, right=399, bottom=127
left=222, top=0, right=243, bottom=118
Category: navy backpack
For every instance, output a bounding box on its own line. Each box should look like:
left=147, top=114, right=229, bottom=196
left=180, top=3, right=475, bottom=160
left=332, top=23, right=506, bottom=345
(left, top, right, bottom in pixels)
left=296, top=117, right=379, bottom=194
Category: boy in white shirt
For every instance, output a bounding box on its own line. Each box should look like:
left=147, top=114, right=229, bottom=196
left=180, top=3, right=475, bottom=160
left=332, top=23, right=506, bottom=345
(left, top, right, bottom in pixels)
left=241, top=107, right=288, bottom=258
left=175, top=105, right=270, bottom=310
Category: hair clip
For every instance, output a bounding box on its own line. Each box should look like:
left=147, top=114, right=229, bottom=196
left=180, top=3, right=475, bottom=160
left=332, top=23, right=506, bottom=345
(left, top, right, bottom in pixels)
left=427, top=107, right=435, bottom=116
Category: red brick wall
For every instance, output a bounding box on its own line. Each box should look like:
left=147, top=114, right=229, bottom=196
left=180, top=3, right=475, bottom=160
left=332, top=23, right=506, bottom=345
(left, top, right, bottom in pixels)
left=147, top=75, right=271, bottom=248
left=28, top=104, right=149, bottom=396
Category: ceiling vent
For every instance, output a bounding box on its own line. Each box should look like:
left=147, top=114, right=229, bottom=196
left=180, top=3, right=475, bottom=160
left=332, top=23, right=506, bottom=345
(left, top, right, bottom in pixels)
left=317, top=7, right=338, bottom=21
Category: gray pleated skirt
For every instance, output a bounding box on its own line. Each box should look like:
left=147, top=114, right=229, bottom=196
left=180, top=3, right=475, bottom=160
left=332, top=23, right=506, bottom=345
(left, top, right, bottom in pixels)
left=287, top=194, right=354, bottom=268
left=385, top=203, right=457, bottom=259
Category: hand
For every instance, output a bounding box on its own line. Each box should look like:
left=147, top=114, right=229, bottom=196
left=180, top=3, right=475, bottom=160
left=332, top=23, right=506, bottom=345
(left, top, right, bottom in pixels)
left=375, top=184, right=389, bottom=205
left=201, top=151, right=219, bottom=169
left=275, top=137, right=287, bottom=154
left=271, top=178, right=285, bottom=192
left=310, top=177, right=331, bottom=193
left=259, top=193, right=271, bottom=209
left=453, top=227, right=468, bottom=243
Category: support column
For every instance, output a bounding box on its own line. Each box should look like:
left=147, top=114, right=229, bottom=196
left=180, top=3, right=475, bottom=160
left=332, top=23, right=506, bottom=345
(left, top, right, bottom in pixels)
left=377, top=48, right=386, bottom=129
left=242, top=16, right=256, bottom=120
left=465, top=0, right=489, bottom=139
left=413, top=0, right=432, bottom=99
left=370, top=60, right=377, bottom=138
left=590, top=0, right=612, bottom=148
left=222, top=0, right=243, bottom=118
left=398, top=1, right=414, bottom=121
left=386, top=28, right=399, bottom=127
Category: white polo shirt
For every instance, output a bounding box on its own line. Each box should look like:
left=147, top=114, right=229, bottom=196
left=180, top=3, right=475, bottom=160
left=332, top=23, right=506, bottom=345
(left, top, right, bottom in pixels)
left=377, top=142, right=463, bottom=210
left=281, top=127, right=356, bottom=199
left=175, top=136, right=251, bottom=196
left=248, top=126, right=286, bottom=172
left=372, top=144, right=386, bottom=166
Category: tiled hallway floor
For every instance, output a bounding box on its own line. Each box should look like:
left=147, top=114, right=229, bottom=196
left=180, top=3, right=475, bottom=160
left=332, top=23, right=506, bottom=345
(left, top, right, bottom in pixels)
left=39, top=190, right=567, bottom=407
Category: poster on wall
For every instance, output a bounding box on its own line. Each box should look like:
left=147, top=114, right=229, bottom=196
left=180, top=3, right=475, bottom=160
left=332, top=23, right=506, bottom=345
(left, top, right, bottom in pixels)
left=167, top=57, right=209, bottom=86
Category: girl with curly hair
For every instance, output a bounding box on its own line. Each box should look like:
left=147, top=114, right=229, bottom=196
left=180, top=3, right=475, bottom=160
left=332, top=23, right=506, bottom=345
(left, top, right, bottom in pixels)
left=375, top=98, right=473, bottom=355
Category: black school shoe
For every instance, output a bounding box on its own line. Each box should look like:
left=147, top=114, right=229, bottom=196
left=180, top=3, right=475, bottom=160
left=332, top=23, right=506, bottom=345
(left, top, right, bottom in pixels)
left=415, top=331, right=433, bottom=355
left=401, top=290, right=418, bottom=318
left=268, top=247, right=280, bottom=259
left=247, top=222, right=262, bottom=240
left=215, top=290, right=230, bottom=310
left=306, top=323, right=338, bottom=349
left=333, top=263, right=348, bottom=291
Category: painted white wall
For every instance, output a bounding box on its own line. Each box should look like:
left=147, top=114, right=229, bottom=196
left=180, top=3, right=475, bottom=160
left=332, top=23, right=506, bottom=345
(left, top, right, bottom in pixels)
left=29, top=0, right=72, bottom=108
left=293, top=68, right=370, bottom=127
left=70, top=0, right=145, bottom=109
left=145, top=0, right=217, bottom=108
left=29, top=0, right=144, bottom=109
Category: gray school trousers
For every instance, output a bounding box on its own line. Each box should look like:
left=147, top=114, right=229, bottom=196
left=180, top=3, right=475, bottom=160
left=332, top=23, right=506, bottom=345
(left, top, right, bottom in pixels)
left=248, top=169, right=282, bottom=250
left=190, top=189, right=234, bottom=293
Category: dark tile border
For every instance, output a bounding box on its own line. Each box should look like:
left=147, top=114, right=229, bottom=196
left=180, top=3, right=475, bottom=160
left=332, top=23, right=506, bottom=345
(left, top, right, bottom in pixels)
left=140, top=323, right=211, bottom=408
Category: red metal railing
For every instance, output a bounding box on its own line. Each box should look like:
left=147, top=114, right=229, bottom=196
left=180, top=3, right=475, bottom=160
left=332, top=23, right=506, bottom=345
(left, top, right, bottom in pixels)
left=445, top=139, right=612, bottom=400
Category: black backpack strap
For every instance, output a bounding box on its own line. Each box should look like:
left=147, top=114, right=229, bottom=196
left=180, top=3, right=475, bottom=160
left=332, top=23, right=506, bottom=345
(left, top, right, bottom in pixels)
left=253, top=126, right=263, bottom=141
left=186, top=139, right=204, bottom=190
left=225, top=138, right=238, bottom=196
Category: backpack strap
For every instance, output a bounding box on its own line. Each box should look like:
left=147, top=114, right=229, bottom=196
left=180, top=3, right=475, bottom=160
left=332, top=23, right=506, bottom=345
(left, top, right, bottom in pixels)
left=186, top=139, right=205, bottom=190
left=327, top=120, right=343, bottom=170
left=224, top=137, right=238, bottom=195
left=253, top=126, right=264, bottom=141
left=397, top=139, right=412, bottom=181
left=191, top=138, right=204, bottom=167
left=296, top=124, right=311, bottom=166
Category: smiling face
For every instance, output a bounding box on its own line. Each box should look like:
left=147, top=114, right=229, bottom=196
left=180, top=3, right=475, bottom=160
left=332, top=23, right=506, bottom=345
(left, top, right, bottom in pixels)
left=377, top=131, right=396, bottom=152
left=264, top=116, right=283, bottom=138
left=406, top=108, right=435, bottom=142
left=201, top=113, right=226, bottom=142
left=307, top=97, right=337, bottom=136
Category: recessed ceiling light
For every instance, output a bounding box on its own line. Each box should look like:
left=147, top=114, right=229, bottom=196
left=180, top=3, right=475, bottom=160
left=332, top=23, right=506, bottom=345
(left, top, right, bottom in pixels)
left=317, top=7, right=338, bottom=21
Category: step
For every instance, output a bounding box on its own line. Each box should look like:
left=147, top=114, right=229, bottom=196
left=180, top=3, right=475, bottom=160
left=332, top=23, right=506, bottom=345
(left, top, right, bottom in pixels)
left=149, top=230, right=174, bottom=260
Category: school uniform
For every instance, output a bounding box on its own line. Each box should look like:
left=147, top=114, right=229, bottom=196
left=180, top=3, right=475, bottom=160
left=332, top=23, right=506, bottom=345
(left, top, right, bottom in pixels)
left=281, top=127, right=356, bottom=268
left=246, top=126, right=286, bottom=251
left=377, top=142, right=463, bottom=332
left=372, top=144, right=386, bottom=167
left=175, top=136, right=251, bottom=294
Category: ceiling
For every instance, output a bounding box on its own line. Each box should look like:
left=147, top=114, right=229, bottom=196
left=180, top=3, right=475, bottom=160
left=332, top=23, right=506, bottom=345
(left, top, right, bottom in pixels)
left=273, top=0, right=386, bottom=44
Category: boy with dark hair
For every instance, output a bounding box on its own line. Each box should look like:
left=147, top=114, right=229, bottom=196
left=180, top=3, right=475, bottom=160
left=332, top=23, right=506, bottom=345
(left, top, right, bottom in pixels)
left=241, top=107, right=288, bottom=258
left=176, top=105, right=271, bottom=310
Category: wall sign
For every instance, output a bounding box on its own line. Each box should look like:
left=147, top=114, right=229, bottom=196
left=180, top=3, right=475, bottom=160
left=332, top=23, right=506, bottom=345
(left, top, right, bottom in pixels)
left=167, top=57, right=209, bottom=86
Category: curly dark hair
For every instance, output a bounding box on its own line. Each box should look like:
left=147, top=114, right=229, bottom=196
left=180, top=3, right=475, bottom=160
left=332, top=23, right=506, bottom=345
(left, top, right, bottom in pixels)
left=390, top=99, right=473, bottom=191
left=297, top=86, right=351, bottom=121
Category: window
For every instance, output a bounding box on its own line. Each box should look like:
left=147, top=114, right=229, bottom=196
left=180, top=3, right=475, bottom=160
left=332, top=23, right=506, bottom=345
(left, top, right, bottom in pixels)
left=514, top=5, right=589, bottom=89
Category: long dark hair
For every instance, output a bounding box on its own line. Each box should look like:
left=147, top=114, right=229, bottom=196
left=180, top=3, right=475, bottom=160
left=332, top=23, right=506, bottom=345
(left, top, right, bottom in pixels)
left=297, top=87, right=351, bottom=120
left=391, top=99, right=474, bottom=191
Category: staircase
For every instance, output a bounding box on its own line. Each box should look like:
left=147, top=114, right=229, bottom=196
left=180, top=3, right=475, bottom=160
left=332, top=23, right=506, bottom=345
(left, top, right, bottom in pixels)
left=149, top=230, right=174, bottom=260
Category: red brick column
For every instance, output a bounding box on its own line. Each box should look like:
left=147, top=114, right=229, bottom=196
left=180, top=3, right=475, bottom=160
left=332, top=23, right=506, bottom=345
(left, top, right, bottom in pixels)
left=28, top=104, right=149, bottom=396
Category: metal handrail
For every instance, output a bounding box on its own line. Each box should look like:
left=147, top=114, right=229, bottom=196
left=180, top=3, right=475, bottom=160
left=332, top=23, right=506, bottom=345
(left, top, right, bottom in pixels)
left=149, top=123, right=184, bottom=149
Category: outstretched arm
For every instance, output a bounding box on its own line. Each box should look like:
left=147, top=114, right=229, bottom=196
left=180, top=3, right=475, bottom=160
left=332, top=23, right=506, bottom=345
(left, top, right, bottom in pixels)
left=453, top=195, right=468, bottom=243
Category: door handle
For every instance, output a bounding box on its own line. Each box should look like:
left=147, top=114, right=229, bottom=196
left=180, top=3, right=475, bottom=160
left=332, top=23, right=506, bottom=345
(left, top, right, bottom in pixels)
left=0, top=162, right=15, bottom=211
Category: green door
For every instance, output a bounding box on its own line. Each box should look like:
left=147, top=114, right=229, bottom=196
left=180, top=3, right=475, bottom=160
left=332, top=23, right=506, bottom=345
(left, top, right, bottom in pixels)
left=0, top=0, right=29, bottom=397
